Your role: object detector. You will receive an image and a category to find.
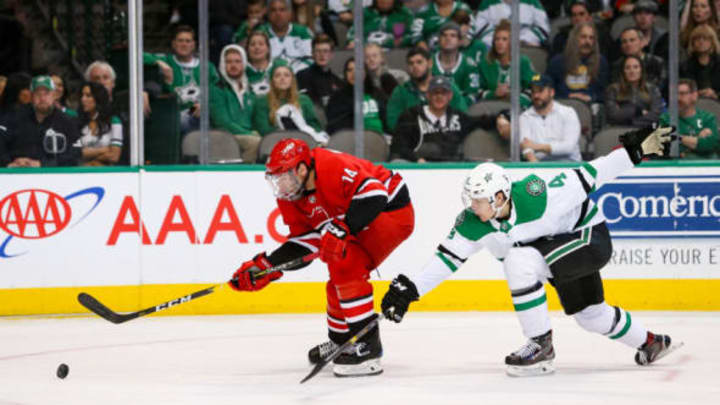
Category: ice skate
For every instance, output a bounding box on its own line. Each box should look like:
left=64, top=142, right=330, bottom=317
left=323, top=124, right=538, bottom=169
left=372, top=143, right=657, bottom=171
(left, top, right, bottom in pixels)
left=635, top=332, right=683, bottom=365
left=332, top=332, right=383, bottom=377
left=505, top=330, right=555, bottom=377
left=308, top=340, right=339, bottom=364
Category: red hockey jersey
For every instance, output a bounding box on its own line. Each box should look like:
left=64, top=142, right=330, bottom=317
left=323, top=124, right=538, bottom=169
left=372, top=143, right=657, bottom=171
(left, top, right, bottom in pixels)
left=276, top=148, right=409, bottom=251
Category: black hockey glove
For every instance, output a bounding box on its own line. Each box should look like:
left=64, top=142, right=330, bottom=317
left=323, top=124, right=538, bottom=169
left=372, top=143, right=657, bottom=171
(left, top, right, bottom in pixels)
left=619, top=126, right=675, bottom=164
left=382, top=274, right=419, bottom=323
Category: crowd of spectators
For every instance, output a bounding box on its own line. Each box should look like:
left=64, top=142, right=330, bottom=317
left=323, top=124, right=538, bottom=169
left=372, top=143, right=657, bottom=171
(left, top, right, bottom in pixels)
left=1, top=0, right=720, bottom=167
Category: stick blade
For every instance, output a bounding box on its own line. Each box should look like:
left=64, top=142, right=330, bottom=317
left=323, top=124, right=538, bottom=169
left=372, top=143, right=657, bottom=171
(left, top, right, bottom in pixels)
left=300, top=361, right=326, bottom=384
left=77, top=292, right=129, bottom=324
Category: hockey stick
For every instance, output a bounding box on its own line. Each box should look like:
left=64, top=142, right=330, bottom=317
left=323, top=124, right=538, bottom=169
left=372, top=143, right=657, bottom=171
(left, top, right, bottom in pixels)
left=78, top=252, right=319, bottom=324
left=300, top=313, right=384, bottom=384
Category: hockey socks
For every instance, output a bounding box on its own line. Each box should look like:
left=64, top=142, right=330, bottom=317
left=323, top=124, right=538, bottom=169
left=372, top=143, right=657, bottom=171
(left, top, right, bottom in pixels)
left=510, top=281, right=553, bottom=339
left=573, top=302, right=647, bottom=348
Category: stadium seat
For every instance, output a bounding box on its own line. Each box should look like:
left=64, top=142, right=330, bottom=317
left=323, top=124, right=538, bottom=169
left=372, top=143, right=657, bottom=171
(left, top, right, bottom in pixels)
left=144, top=95, right=181, bottom=165
left=610, top=14, right=635, bottom=40
left=181, top=130, right=243, bottom=164
left=521, top=46, right=549, bottom=74
left=313, top=101, right=328, bottom=128
left=386, top=48, right=408, bottom=71
left=593, top=126, right=634, bottom=157
left=257, top=131, right=322, bottom=162
left=696, top=98, right=720, bottom=130
left=461, top=128, right=510, bottom=161
left=330, top=50, right=352, bottom=77
left=467, top=100, right=510, bottom=117
left=549, top=16, right=570, bottom=45
left=333, top=21, right=349, bottom=49
left=556, top=98, right=594, bottom=158
left=327, top=130, right=389, bottom=161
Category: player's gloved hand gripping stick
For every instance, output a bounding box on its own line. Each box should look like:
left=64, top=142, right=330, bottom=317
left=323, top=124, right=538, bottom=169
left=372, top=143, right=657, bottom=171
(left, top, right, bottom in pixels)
left=78, top=252, right=319, bottom=324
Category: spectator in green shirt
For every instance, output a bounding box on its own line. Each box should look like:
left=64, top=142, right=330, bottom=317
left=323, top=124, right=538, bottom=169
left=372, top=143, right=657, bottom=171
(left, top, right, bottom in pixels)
left=210, top=44, right=261, bottom=163
left=659, top=78, right=719, bottom=159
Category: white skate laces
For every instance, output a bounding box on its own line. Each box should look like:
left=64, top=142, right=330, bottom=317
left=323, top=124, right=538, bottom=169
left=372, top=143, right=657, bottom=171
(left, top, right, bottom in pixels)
left=512, top=340, right=542, bottom=360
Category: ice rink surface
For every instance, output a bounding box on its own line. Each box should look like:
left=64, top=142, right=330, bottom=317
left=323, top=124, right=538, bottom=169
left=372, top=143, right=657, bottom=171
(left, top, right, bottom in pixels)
left=0, top=311, right=715, bottom=405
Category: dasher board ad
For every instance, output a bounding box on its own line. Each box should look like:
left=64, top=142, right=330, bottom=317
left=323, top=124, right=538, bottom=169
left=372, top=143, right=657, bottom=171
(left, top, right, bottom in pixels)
left=0, top=165, right=719, bottom=289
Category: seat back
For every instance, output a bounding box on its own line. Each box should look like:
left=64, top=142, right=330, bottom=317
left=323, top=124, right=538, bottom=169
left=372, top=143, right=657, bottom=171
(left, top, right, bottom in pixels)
left=697, top=98, right=720, bottom=130
left=521, top=46, right=549, bottom=74
left=467, top=100, right=511, bottom=117
left=610, top=14, right=635, bottom=40
left=327, top=130, right=389, bottom=162
left=181, top=130, right=242, bottom=163
left=257, top=131, right=321, bottom=162
left=386, top=48, right=409, bottom=71
left=330, top=50, right=353, bottom=77
left=593, top=126, right=635, bottom=157
left=461, top=128, right=510, bottom=162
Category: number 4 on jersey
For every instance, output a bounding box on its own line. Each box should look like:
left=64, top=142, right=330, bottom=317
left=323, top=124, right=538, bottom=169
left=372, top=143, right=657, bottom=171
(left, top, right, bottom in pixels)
left=549, top=173, right=567, bottom=188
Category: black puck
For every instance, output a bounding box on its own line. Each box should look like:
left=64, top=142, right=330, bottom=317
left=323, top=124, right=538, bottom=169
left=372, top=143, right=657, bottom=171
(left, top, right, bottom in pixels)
left=56, top=363, right=69, bottom=379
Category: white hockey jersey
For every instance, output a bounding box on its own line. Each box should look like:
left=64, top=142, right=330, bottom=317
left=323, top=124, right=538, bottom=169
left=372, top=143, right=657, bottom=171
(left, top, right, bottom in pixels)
left=412, top=148, right=635, bottom=296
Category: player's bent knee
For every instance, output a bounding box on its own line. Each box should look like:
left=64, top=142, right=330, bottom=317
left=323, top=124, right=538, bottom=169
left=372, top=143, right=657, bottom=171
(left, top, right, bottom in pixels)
left=503, top=248, right=545, bottom=290
left=573, top=302, right=613, bottom=334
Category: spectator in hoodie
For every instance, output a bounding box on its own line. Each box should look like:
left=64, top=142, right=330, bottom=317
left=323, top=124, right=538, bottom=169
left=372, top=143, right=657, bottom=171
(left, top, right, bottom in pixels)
left=210, top=44, right=261, bottom=163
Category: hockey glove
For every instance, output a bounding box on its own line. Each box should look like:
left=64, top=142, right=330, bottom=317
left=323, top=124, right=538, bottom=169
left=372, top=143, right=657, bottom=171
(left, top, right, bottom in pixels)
left=229, top=253, right=283, bottom=292
left=320, top=220, right=350, bottom=263
left=619, top=126, right=675, bottom=164
left=382, top=274, right=419, bottom=323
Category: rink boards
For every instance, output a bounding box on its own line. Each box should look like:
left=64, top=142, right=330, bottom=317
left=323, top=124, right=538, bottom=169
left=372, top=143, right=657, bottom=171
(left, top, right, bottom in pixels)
left=0, top=162, right=719, bottom=315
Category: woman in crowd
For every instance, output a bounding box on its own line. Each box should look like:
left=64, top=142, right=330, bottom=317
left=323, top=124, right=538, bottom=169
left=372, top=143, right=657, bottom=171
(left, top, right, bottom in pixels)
left=77, top=82, right=123, bottom=166
left=251, top=62, right=327, bottom=143
left=680, top=24, right=720, bottom=100
left=245, top=30, right=280, bottom=96
left=326, top=57, right=386, bottom=135
left=680, top=0, right=720, bottom=49
left=364, top=43, right=409, bottom=99
left=604, top=55, right=662, bottom=128
left=50, top=74, right=74, bottom=115
left=477, top=19, right=535, bottom=108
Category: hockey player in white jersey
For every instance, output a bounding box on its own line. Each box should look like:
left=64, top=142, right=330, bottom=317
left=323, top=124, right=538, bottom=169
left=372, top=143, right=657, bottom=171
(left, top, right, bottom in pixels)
left=381, top=126, right=680, bottom=376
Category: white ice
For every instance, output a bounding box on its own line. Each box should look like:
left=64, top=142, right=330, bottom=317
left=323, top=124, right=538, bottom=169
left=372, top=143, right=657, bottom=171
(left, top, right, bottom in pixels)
left=0, top=312, right=715, bottom=405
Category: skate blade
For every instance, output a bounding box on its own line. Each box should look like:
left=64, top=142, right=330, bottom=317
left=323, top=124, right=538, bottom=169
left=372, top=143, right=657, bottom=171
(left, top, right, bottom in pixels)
left=506, top=360, right=555, bottom=377
left=654, top=341, right=685, bottom=363
left=333, top=358, right=383, bottom=377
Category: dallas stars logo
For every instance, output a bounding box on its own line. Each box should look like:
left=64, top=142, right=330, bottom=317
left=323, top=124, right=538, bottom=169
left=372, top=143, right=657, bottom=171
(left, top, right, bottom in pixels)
left=484, top=172, right=493, bottom=182
left=526, top=179, right=546, bottom=196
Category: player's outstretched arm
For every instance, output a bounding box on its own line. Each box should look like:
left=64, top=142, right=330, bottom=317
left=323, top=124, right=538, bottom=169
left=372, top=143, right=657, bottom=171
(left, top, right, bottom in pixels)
left=382, top=274, right=420, bottom=323
left=619, top=126, right=675, bottom=164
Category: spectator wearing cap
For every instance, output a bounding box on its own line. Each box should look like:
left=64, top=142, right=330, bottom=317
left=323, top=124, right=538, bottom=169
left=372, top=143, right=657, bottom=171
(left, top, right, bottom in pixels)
left=611, top=27, right=667, bottom=92
left=473, top=0, right=550, bottom=48
left=431, top=22, right=481, bottom=105
left=477, top=19, right=535, bottom=108
left=386, top=47, right=468, bottom=132
left=632, top=0, right=667, bottom=58
left=518, top=74, right=582, bottom=162
left=546, top=21, right=609, bottom=104
left=4, top=76, right=81, bottom=167
left=296, top=34, right=344, bottom=108
left=551, top=0, right=612, bottom=59
left=391, top=76, right=495, bottom=162
left=234, top=0, right=314, bottom=73
left=411, top=0, right=473, bottom=50
left=346, top=0, right=414, bottom=49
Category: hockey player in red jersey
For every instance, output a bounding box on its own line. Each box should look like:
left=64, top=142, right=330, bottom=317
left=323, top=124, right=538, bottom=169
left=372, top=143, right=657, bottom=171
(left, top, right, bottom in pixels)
left=228, top=138, right=414, bottom=377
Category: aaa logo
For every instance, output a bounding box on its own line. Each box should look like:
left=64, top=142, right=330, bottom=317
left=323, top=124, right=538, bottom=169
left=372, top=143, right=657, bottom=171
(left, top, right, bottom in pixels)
left=0, top=187, right=104, bottom=258
left=0, top=189, right=72, bottom=239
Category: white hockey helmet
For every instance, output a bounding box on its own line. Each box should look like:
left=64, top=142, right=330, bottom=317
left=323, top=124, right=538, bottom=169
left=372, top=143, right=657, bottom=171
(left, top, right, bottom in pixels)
left=461, top=163, right=512, bottom=214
